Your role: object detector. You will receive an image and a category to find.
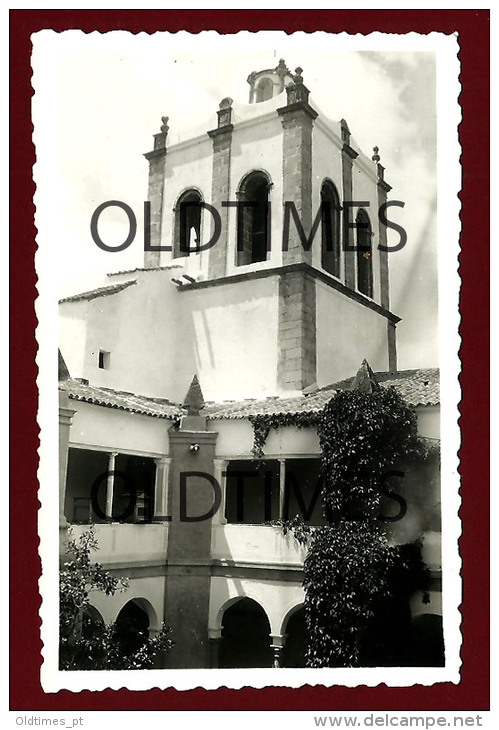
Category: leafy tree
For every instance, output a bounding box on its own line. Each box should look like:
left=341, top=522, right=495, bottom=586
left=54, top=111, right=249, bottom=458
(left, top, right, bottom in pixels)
left=60, top=527, right=174, bottom=670
left=304, top=383, right=430, bottom=668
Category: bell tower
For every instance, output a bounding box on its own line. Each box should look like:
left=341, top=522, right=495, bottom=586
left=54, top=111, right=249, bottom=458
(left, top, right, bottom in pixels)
left=247, top=58, right=294, bottom=103
left=139, top=60, right=398, bottom=401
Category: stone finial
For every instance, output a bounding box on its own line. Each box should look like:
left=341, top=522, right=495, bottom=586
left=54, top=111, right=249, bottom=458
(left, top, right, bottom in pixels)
left=58, top=349, right=70, bottom=382
left=183, top=375, right=205, bottom=415
left=152, top=116, right=169, bottom=151
left=372, top=147, right=390, bottom=188
left=340, top=118, right=351, bottom=146
left=349, top=359, right=380, bottom=393
left=217, top=97, right=233, bottom=128
left=294, top=66, right=304, bottom=83
left=283, top=65, right=314, bottom=108
left=276, top=58, right=288, bottom=73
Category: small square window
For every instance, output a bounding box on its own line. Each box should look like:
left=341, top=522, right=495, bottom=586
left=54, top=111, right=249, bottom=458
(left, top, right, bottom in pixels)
left=98, top=350, right=110, bottom=369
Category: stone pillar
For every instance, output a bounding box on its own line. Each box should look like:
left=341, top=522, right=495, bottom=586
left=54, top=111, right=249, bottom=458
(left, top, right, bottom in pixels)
left=278, top=458, right=286, bottom=520
left=277, top=68, right=318, bottom=267
left=340, top=119, right=359, bottom=290
left=372, top=153, right=398, bottom=372
left=277, top=267, right=316, bottom=391
left=388, top=320, right=398, bottom=372
left=213, top=458, right=228, bottom=524
left=276, top=69, right=318, bottom=392
left=270, top=634, right=286, bottom=668
left=143, top=117, right=169, bottom=268
left=163, top=414, right=218, bottom=668
left=153, top=456, right=171, bottom=520
left=58, top=390, right=76, bottom=530
left=208, top=628, right=222, bottom=668
left=207, top=98, right=233, bottom=280
left=373, top=150, right=393, bottom=311
left=105, top=452, right=118, bottom=520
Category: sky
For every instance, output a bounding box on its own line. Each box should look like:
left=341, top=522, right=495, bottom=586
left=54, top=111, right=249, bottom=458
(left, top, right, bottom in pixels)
left=32, top=31, right=443, bottom=370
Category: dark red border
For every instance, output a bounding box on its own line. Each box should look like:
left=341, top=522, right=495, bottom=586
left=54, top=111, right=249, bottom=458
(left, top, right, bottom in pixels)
left=10, top=10, right=490, bottom=711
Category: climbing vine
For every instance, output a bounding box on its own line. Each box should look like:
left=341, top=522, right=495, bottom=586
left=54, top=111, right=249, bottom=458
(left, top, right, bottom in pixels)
left=249, top=411, right=321, bottom=458
left=318, top=388, right=427, bottom=523
left=60, top=527, right=175, bottom=670
left=303, top=387, right=430, bottom=668
left=267, top=515, right=313, bottom=546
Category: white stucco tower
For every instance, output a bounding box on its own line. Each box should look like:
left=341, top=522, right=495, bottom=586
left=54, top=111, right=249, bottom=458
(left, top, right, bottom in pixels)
left=61, top=61, right=399, bottom=404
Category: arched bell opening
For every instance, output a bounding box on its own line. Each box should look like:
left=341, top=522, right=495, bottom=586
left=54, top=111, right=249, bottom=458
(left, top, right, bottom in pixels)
left=236, top=171, right=271, bottom=266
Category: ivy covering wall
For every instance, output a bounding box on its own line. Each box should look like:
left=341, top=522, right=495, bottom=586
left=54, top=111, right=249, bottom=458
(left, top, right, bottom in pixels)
left=250, top=378, right=434, bottom=667
left=304, top=387, right=430, bottom=667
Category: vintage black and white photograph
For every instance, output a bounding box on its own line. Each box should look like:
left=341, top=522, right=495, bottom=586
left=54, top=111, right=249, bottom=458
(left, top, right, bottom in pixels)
left=32, top=30, right=461, bottom=692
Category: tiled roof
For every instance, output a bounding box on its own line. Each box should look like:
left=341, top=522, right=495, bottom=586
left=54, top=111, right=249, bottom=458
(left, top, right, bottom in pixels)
left=106, top=265, right=180, bottom=277
left=203, top=369, right=439, bottom=419
left=59, top=379, right=184, bottom=419
left=59, top=280, right=137, bottom=304
left=59, top=369, right=439, bottom=421
left=323, top=368, right=440, bottom=407
left=203, top=392, right=327, bottom=420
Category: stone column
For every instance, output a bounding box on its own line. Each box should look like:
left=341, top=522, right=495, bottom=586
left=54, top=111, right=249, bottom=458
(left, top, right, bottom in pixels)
left=153, top=456, right=171, bottom=521
left=105, top=452, right=118, bottom=520
left=277, top=267, right=316, bottom=391
left=340, top=118, right=359, bottom=290
left=270, top=634, right=286, bottom=668
left=163, top=410, right=218, bottom=668
left=277, top=68, right=318, bottom=267
left=143, top=117, right=169, bottom=268
left=388, top=321, right=398, bottom=373
left=276, top=69, right=318, bottom=392
left=213, top=458, right=228, bottom=524
left=372, top=150, right=398, bottom=373
left=59, top=390, right=76, bottom=530
left=208, top=628, right=222, bottom=668
left=207, top=98, right=233, bottom=280
left=278, top=458, right=286, bottom=520
left=373, top=150, right=393, bottom=311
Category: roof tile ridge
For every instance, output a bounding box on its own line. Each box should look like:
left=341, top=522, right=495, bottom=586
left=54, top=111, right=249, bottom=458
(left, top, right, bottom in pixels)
left=59, top=278, right=137, bottom=304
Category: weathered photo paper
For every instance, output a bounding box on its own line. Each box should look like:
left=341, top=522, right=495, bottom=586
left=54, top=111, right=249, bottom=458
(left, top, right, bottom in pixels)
left=33, top=30, right=462, bottom=692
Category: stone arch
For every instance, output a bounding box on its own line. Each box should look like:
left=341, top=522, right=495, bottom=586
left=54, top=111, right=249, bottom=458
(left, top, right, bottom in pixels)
left=218, top=596, right=273, bottom=668
left=130, top=596, right=160, bottom=632
left=320, top=178, right=342, bottom=278
left=279, top=601, right=305, bottom=636
left=279, top=602, right=307, bottom=668
left=255, top=77, right=274, bottom=102
left=173, top=187, right=204, bottom=258
left=236, top=170, right=272, bottom=266
left=236, top=168, right=273, bottom=197
left=356, top=207, right=373, bottom=297
left=81, top=604, right=105, bottom=640
left=112, top=595, right=159, bottom=633
left=84, top=603, right=105, bottom=625
left=113, top=597, right=157, bottom=657
left=214, top=593, right=272, bottom=634
left=174, top=184, right=204, bottom=202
